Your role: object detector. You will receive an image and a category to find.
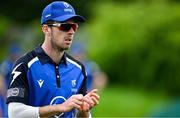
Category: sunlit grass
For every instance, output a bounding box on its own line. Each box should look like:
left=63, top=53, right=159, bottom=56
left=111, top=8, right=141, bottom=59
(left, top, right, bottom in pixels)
left=92, top=86, right=169, bottom=117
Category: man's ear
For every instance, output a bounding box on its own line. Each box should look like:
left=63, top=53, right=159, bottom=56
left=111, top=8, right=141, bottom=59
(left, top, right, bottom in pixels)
left=42, top=25, right=51, bottom=35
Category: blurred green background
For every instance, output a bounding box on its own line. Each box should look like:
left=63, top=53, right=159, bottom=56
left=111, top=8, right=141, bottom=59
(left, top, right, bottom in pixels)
left=1, top=0, right=180, bottom=117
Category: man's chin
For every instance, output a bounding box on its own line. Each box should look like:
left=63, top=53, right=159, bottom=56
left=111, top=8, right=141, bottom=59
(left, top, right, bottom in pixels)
left=63, top=46, right=70, bottom=50
left=60, top=44, right=72, bottom=51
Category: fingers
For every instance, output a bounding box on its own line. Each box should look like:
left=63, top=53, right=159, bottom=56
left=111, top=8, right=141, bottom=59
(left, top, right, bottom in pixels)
left=79, top=89, right=100, bottom=112
left=71, top=94, right=83, bottom=101
left=70, top=94, right=84, bottom=108
left=71, top=101, right=82, bottom=110
left=90, top=92, right=100, bottom=99
left=84, top=89, right=100, bottom=104
left=83, top=93, right=99, bottom=107
left=83, top=96, right=94, bottom=106
left=72, top=98, right=83, bottom=106
left=91, top=95, right=99, bottom=105
left=90, top=89, right=98, bottom=93
left=81, top=102, right=90, bottom=112
left=90, top=92, right=100, bottom=104
left=60, top=94, right=84, bottom=112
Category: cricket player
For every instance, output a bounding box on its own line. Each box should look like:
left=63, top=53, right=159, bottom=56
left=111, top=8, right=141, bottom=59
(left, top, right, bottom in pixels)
left=7, top=1, right=100, bottom=118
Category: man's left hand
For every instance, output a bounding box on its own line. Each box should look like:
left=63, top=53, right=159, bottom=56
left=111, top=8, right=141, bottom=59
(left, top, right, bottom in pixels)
left=80, top=89, right=100, bottom=112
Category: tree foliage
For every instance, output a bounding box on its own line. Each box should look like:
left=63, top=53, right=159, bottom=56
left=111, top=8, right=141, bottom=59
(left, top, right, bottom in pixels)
left=86, top=1, right=180, bottom=95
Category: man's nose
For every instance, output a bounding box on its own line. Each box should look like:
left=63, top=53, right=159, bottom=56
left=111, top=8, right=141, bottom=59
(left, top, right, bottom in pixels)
left=68, top=27, right=75, bottom=34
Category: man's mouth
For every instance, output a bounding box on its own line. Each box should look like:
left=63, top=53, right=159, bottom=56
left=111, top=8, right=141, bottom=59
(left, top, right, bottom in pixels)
left=65, top=37, right=72, bottom=41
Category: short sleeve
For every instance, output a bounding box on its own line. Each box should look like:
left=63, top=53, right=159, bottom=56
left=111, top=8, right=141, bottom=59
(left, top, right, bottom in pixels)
left=6, top=58, right=29, bottom=105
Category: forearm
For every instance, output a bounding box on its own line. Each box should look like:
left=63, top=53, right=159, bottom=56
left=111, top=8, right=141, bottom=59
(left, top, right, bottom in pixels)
left=8, top=102, right=65, bottom=118
left=39, top=104, right=64, bottom=117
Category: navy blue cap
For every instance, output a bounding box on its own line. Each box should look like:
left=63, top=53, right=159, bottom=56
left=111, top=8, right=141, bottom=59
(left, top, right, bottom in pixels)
left=41, top=1, right=85, bottom=24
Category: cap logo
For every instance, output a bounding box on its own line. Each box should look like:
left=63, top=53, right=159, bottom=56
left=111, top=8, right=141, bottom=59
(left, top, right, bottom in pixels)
left=64, top=9, right=73, bottom=12
left=63, top=2, right=70, bottom=8
left=45, top=14, right=51, bottom=18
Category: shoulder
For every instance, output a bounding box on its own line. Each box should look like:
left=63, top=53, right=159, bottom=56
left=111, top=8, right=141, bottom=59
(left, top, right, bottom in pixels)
left=13, top=50, right=37, bottom=70
left=66, top=53, right=85, bottom=70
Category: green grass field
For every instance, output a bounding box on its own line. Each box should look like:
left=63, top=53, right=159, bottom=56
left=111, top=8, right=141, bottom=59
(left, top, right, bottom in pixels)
left=91, top=86, right=169, bottom=117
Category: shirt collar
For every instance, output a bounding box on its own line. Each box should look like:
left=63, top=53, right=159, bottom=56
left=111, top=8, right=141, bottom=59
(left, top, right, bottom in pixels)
left=34, top=45, right=67, bottom=65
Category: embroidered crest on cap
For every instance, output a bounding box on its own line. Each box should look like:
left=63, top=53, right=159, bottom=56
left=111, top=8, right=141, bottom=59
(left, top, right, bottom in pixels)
left=63, top=2, right=70, bottom=8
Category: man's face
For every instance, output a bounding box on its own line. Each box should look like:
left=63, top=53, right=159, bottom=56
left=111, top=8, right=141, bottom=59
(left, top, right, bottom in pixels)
left=49, top=21, right=78, bottom=51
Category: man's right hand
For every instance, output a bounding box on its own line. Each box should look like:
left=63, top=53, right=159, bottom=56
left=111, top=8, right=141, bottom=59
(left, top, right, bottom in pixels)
left=57, top=94, right=84, bottom=112
left=39, top=94, right=84, bottom=117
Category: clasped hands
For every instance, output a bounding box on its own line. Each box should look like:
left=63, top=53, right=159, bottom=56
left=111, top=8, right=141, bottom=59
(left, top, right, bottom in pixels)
left=59, top=89, right=100, bottom=112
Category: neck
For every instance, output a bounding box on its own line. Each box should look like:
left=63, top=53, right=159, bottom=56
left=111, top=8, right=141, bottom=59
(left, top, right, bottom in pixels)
left=41, top=42, right=64, bottom=64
